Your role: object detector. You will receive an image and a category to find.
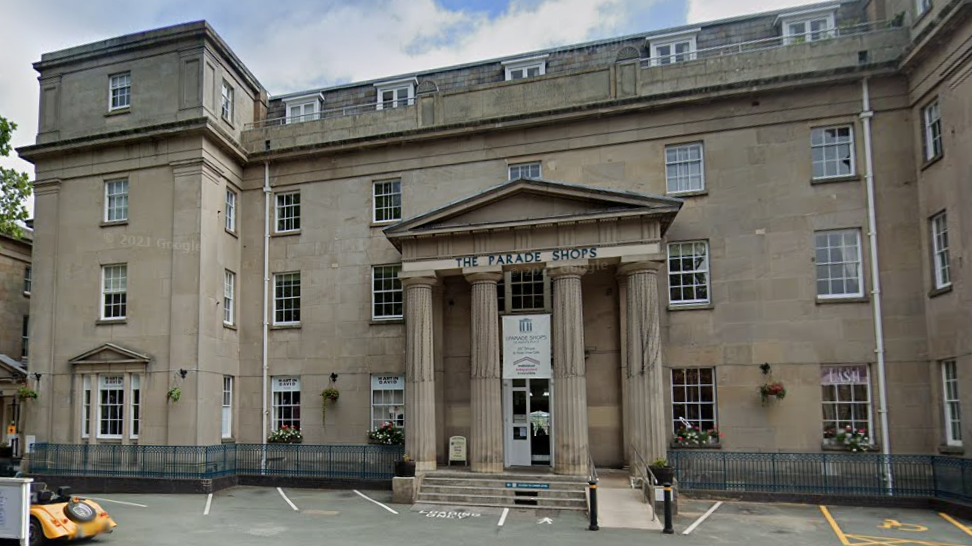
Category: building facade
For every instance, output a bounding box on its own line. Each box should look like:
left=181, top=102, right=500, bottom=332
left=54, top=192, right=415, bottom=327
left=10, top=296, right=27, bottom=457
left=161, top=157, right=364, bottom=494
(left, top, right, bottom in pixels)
left=0, top=231, right=32, bottom=451
left=16, top=0, right=972, bottom=473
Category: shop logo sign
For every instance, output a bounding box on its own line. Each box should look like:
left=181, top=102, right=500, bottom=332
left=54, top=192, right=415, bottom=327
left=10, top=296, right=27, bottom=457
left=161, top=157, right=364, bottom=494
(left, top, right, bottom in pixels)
left=519, top=318, right=532, bottom=333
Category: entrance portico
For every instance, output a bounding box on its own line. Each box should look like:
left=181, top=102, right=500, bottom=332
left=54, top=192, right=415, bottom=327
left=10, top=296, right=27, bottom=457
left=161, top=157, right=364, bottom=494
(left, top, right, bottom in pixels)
left=384, top=178, right=682, bottom=475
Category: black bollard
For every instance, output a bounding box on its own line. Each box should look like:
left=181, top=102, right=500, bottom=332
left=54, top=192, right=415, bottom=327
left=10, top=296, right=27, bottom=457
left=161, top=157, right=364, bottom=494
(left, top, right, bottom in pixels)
left=662, top=483, right=674, bottom=534
left=588, top=480, right=599, bottom=531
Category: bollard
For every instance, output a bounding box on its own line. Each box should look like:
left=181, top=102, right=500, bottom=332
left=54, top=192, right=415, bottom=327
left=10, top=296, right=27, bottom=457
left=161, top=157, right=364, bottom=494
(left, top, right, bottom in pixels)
left=662, top=483, right=674, bottom=534
left=588, top=480, right=599, bottom=531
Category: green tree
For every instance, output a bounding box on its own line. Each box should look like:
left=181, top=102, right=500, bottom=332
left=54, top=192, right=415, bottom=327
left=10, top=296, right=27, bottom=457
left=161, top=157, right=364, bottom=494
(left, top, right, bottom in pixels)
left=0, top=116, right=31, bottom=239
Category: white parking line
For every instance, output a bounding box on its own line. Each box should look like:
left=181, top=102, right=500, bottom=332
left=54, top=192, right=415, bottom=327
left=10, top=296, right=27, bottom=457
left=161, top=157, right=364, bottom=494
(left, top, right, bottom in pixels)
left=682, top=501, right=723, bottom=535
left=352, top=489, right=398, bottom=515
left=498, top=508, right=509, bottom=527
left=277, top=487, right=299, bottom=512
left=86, top=497, right=148, bottom=508
left=204, top=493, right=213, bottom=516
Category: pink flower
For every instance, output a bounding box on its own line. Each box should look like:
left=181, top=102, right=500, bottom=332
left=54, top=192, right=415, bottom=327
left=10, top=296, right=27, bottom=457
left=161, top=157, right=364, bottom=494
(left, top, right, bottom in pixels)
left=677, top=436, right=683, bottom=441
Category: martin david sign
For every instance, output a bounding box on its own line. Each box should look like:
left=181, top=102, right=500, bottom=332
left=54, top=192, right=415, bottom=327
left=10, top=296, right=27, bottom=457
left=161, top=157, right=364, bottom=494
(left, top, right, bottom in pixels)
left=502, top=315, right=551, bottom=379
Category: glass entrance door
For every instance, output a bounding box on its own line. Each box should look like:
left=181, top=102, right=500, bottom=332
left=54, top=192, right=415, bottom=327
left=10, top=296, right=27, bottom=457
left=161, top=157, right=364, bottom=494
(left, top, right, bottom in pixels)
left=503, top=378, right=552, bottom=467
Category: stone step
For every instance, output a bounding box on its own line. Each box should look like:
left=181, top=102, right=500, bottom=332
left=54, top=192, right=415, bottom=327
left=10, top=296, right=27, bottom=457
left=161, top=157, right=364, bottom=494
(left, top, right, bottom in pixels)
left=421, top=484, right=586, bottom=499
left=421, top=477, right=588, bottom=489
left=424, top=471, right=589, bottom=484
left=416, top=499, right=588, bottom=511
left=416, top=492, right=588, bottom=509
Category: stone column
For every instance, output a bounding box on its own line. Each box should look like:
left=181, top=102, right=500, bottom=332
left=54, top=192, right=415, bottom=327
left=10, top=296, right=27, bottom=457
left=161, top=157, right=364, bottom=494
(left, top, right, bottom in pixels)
left=466, top=272, right=504, bottom=473
left=619, top=261, right=666, bottom=468
left=402, top=274, right=438, bottom=472
left=549, top=265, right=589, bottom=476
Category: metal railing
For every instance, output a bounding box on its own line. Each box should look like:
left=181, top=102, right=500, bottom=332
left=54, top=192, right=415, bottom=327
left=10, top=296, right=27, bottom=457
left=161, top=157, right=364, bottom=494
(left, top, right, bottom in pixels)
left=28, top=443, right=403, bottom=481
left=640, top=19, right=900, bottom=67
left=587, top=451, right=598, bottom=483
left=669, top=451, right=972, bottom=503
left=246, top=98, right=416, bottom=130
left=630, top=444, right=658, bottom=520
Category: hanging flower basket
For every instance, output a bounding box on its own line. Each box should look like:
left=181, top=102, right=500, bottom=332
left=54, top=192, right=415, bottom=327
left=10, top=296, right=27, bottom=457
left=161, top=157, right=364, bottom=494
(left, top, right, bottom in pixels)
left=321, top=387, right=340, bottom=423
left=758, top=382, right=786, bottom=404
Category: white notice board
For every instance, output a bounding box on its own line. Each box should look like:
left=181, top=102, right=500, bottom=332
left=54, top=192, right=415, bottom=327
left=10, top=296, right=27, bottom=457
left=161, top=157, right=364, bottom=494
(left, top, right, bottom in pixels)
left=0, top=477, right=32, bottom=543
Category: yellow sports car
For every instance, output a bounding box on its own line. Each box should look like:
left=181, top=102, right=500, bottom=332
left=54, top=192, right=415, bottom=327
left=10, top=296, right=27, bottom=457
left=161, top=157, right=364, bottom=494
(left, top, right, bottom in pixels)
left=29, top=485, right=116, bottom=546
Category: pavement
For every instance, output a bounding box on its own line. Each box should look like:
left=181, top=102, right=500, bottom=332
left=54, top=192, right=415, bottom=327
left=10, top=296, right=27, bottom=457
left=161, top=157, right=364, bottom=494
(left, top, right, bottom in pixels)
left=4, top=486, right=972, bottom=546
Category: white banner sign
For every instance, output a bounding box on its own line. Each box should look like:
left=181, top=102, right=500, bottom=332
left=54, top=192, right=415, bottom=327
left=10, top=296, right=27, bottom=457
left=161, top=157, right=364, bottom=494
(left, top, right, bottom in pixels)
left=371, top=375, right=404, bottom=390
left=503, top=315, right=551, bottom=379
left=272, top=377, right=300, bottom=391
left=821, top=365, right=868, bottom=385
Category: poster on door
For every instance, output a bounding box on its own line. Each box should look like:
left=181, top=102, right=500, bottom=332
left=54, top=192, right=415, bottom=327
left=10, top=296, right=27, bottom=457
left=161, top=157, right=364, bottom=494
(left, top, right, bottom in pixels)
left=502, top=314, right=551, bottom=379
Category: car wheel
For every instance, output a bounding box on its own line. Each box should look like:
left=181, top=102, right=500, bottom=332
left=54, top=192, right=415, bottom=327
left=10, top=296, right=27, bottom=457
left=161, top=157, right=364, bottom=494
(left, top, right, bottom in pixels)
left=28, top=517, right=45, bottom=546
left=64, top=500, right=97, bottom=523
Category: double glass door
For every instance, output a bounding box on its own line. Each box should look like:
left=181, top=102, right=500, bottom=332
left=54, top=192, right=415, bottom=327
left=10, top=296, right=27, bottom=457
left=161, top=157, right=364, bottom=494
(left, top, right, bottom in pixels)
left=503, top=378, right=551, bottom=467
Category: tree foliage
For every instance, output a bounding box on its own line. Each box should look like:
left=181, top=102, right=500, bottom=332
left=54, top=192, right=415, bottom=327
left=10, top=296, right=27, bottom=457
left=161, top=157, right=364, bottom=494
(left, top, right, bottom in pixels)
left=0, top=116, right=31, bottom=239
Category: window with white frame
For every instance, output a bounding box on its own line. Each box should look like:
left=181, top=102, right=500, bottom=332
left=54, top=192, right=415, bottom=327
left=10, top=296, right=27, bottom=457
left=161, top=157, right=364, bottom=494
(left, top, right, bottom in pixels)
left=82, top=376, right=92, bottom=438
left=109, top=72, right=131, bottom=111
left=815, top=229, right=863, bottom=299
left=371, top=375, right=405, bottom=430
left=272, top=376, right=301, bottom=431
left=821, top=365, right=872, bottom=440
left=220, top=80, right=234, bottom=121
left=98, top=375, right=125, bottom=438
left=942, top=360, right=962, bottom=446
left=275, top=192, right=300, bottom=233
left=783, top=13, right=835, bottom=44
left=811, top=126, right=855, bottom=179
left=931, top=212, right=950, bottom=290
left=273, top=272, right=301, bottom=325
left=668, top=241, right=710, bottom=305
left=105, top=179, right=129, bottom=222
left=23, top=266, right=31, bottom=295
left=21, top=316, right=28, bottom=360
left=508, top=162, right=541, bottom=180
left=923, top=99, right=943, bottom=161
left=222, top=376, right=234, bottom=439
left=375, top=79, right=416, bottom=110
left=285, top=99, right=320, bottom=123
left=225, top=189, right=237, bottom=232
left=224, top=270, right=235, bottom=325
left=917, top=0, right=932, bottom=16
left=671, top=368, right=717, bottom=433
left=372, top=265, right=403, bottom=320
left=665, top=143, right=704, bottom=194
left=101, top=264, right=128, bottom=320
left=502, top=55, right=548, bottom=80
left=373, top=179, right=402, bottom=223
left=650, top=36, right=697, bottom=65
left=131, top=374, right=140, bottom=439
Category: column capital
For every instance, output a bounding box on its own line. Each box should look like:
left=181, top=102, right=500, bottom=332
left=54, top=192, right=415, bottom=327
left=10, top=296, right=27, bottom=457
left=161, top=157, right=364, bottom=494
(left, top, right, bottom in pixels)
left=547, top=261, right=588, bottom=279
left=618, top=260, right=664, bottom=277
left=400, top=271, right=439, bottom=288
left=464, top=271, right=503, bottom=284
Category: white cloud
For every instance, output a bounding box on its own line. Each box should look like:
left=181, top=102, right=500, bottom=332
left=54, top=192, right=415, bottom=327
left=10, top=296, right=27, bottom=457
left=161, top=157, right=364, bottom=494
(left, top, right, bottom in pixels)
left=687, top=0, right=826, bottom=23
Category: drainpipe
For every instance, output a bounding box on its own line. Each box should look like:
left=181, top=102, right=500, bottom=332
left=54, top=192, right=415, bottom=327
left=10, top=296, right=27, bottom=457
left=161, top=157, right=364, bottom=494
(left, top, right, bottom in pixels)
left=262, top=162, right=271, bottom=472
left=861, top=78, right=893, bottom=492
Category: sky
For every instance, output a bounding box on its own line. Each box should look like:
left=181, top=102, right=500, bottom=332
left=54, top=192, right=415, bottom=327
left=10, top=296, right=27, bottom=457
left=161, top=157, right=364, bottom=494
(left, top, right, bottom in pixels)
left=0, top=0, right=823, bottom=215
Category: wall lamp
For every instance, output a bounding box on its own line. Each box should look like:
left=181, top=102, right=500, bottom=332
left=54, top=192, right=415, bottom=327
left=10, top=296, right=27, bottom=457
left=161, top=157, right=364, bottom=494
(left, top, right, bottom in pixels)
left=178, top=369, right=188, bottom=379
left=759, top=363, right=772, bottom=375
left=329, top=373, right=339, bottom=383
left=33, top=373, right=42, bottom=382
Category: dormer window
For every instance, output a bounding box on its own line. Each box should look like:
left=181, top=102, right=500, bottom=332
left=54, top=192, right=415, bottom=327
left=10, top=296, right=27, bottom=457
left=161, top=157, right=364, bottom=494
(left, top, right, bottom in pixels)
left=283, top=93, right=323, bottom=124
left=647, top=29, right=699, bottom=66
left=502, top=55, right=548, bottom=81
left=375, top=78, right=417, bottom=110
left=779, top=7, right=836, bottom=44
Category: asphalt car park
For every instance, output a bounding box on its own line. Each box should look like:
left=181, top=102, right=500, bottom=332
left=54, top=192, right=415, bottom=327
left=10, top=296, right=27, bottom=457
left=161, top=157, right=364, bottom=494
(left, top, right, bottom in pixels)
left=4, top=487, right=971, bottom=546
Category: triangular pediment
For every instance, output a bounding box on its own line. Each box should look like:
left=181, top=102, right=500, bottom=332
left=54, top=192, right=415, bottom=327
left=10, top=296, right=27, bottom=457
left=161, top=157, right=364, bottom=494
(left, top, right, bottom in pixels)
left=69, top=343, right=151, bottom=365
left=384, top=178, right=681, bottom=247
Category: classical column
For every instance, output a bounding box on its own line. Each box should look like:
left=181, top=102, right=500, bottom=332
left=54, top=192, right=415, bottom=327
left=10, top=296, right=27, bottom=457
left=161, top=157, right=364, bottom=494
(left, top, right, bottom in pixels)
left=466, top=272, right=504, bottom=473
left=402, top=274, right=438, bottom=472
left=549, top=265, right=590, bottom=476
left=619, top=261, right=667, bottom=468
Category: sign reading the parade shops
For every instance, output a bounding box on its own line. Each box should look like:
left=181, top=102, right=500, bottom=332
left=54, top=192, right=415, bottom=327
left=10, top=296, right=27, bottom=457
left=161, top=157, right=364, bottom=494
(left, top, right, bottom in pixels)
left=502, top=315, right=551, bottom=379
left=454, top=247, right=598, bottom=268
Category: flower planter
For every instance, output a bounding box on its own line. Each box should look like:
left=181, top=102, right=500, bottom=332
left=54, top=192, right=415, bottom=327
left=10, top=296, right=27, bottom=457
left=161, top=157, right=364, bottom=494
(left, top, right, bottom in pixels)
left=395, top=460, right=416, bottom=477
left=268, top=438, right=302, bottom=444
left=649, top=466, right=675, bottom=486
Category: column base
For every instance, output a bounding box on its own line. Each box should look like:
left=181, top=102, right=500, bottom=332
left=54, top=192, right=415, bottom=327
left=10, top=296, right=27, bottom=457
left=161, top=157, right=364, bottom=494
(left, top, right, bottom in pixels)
left=471, top=462, right=504, bottom=473
left=416, top=460, right=437, bottom=473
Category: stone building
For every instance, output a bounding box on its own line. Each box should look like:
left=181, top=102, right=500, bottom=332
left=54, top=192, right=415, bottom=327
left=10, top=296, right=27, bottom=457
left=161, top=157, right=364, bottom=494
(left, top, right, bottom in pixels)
left=15, top=0, right=972, bottom=473
left=0, top=231, right=32, bottom=451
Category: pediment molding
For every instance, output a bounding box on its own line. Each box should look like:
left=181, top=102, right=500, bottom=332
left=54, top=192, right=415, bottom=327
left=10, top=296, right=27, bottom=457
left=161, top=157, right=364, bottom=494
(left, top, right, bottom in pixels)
left=69, top=343, right=152, bottom=366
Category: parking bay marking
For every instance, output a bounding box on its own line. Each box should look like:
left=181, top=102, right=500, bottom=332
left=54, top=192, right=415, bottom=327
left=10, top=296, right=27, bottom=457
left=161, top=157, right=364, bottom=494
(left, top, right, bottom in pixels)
left=277, top=487, right=299, bottom=512
left=353, top=489, right=398, bottom=515
left=498, top=508, right=509, bottom=527
left=419, top=509, right=480, bottom=520
left=682, top=501, right=723, bottom=535
left=86, top=496, right=148, bottom=508
left=938, top=513, right=972, bottom=539
left=821, top=506, right=971, bottom=546
left=204, top=493, right=213, bottom=516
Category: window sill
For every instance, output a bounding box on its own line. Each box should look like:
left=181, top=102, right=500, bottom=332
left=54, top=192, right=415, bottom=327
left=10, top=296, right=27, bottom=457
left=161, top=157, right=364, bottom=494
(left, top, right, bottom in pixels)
left=371, top=318, right=405, bottom=325
left=221, top=116, right=235, bottom=130
left=668, top=303, right=713, bottom=312
left=371, top=221, right=400, bottom=229
left=939, top=444, right=963, bottom=455
left=811, top=174, right=860, bottom=185
left=100, top=220, right=129, bottom=228
left=821, top=442, right=879, bottom=452
left=912, top=8, right=932, bottom=28
left=921, top=154, right=943, bottom=171
left=667, top=190, right=708, bottom=198
left=105, top=108, right=130, bottom=117
left=223, top=322, right=237, bottom=331
left=225, top=228, right=239, bottom=239
left=272, top=230, right=301, bottom=238
left=23, top=292, right=30, bottom=298
left=816, top=296, right=869, bottom=305
left=96, top=319, right=127, bottom=326
left=928, top=285, right=952, bottom=299
left=221, top=437, right=236, bottom=444
left=670, top=443, right=722, bottom=450
left=95, top=438, right=123, bottom=443
left=270, top=323, right=301, bottom=330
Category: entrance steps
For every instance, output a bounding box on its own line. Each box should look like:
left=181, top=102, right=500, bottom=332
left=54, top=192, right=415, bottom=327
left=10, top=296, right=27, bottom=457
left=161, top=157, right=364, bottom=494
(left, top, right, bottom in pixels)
left=416, top=469, right=589, bottom=511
